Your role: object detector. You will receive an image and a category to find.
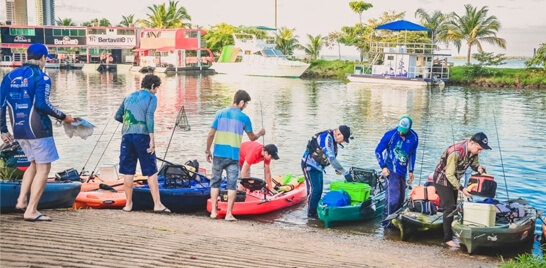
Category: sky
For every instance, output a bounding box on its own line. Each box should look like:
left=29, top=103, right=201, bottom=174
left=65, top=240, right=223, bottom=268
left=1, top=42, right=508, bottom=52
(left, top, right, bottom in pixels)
left=47, top=0, right=546, bottom=57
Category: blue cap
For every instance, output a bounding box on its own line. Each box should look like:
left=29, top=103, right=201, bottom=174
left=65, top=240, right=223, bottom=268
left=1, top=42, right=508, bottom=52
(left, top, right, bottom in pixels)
left=397, top=115, right=412, bottom=134
left=27, top=43, right=53, bottom=59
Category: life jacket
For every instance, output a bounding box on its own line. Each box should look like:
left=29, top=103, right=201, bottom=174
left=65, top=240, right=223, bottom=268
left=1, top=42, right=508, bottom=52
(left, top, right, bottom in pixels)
left=433, top=141, right=477, bottom=187
left=306, top=130, right=337, bottom=167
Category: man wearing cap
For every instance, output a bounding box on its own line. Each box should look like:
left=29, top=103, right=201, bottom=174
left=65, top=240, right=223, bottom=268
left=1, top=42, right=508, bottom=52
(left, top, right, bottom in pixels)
left=375, top=115, right=419, bottom=228
left=302, top=125, right=353, bottom=218
left=0, top=43, right=75, bottom=221
left=433, top=132, right=491, bottom=248
left=239, top=141, right=279, bottom=193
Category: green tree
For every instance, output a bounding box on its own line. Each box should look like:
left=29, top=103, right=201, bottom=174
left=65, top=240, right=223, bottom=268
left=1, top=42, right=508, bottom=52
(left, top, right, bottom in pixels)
left=325, top=31, right=344, bottom=60
left=414, top=9, right=449, bottom=45
left=275, top=27, right=300, bottom=56
left=82, top=18, right=111, bottom=27
left=118, top=14, right=135, bottom=27
left=349, top=1, right=373, bottom=24
left=444, top=4, right=506, bottom=64
left=140, top=0, right=191, bottom=29
left=303, top=34, right=325, bottom=61
left=56, top=17, right=75, bottom=26
left=205, top=23, right=237, bottom=55
left=525, top=43, right=546, bottom=69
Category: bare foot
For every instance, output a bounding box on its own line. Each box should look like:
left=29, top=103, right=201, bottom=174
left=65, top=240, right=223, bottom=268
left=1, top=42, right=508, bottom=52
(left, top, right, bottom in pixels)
left=445, top=240, right=460, bottom=248
left=122, top=203, right=132, bottom=212
left=15, top=198, right=27, bottom=210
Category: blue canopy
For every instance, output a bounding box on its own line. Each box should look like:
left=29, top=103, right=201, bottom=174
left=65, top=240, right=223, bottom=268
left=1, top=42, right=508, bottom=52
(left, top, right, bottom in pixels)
left=375, top=20, right=430, bottom=32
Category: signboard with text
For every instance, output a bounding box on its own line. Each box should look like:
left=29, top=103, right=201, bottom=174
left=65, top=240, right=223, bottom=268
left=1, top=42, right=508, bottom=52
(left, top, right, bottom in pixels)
left=87, top=34, right=136, bottom=47
left=44, top=35, right=87, bottom=46
left=0, top=27, right=45, bottom=44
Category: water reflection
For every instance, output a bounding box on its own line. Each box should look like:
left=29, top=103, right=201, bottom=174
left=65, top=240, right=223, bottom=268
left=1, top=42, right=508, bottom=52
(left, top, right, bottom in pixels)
left=1, top=68, right=544, bottom=257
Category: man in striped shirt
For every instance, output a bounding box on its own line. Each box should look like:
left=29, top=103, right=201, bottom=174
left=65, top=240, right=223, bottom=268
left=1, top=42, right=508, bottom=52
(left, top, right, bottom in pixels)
left=206, top=90, right=265, bottom=221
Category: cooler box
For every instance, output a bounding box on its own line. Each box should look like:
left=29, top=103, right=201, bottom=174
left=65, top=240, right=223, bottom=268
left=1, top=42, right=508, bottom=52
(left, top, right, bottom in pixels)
left=463, top=202, right=496, bottom=227
left=330, top=181, right=371, bottom=203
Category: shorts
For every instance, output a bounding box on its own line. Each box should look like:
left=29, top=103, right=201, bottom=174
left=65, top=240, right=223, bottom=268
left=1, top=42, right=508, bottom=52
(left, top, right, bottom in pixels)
left=119, top=134, right=157, bottom=176
left=211, top=156, right=239, bottom=190
left=17, top=137, right=59, bottom=164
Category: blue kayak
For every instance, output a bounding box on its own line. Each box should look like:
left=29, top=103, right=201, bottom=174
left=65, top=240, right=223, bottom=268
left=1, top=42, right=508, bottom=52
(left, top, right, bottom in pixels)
left=0, top=180, right=82, bottom=213
left=132, top=175, right=222, bottom=213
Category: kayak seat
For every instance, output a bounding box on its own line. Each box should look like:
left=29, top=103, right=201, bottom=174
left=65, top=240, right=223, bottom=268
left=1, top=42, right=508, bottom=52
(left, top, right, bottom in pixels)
left=240, top=177, right=267, bottom=200
left=161, top=163, right=195, bottom=188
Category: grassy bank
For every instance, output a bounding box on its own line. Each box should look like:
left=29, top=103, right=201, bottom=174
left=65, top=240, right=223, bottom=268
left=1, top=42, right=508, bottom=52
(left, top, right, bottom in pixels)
left=301, top=59, right=546, bottom=89
left=449, top=66, right=546, bottom=89
left=300, top=59, right=356, bottom=80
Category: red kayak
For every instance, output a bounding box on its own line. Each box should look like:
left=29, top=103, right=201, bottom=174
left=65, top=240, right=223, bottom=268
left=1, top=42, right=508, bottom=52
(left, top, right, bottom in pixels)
left=206, top=175, right=307, bottom=218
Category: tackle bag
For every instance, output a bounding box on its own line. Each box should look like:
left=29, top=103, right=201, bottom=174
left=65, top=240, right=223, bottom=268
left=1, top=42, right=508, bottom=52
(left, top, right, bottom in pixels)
left=467, top=174, right=497, bottom=198
left=322, top=190, right=351, bottom=207
left=349, top=167, right=378, bottom=186
left=408, top=200, right=437, bottom=215
left=55, top=168, right=81, bottom=181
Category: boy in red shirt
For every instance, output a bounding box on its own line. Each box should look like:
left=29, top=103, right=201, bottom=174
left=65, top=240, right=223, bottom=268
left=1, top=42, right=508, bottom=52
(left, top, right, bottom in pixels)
left=239, top=141, right=279, bottom=192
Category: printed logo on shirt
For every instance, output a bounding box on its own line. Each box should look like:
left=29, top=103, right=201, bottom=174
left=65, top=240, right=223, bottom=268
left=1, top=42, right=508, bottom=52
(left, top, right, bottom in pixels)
left=43, top=76, right=49, bottom=81
left=15, top=103, right=28, bottom=110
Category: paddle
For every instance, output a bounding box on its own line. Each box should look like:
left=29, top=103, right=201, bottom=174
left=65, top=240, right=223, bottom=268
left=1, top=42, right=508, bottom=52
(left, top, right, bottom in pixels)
left=384, top=200, right=408, bottom=222
left=90, top=177, right=148, bottom=192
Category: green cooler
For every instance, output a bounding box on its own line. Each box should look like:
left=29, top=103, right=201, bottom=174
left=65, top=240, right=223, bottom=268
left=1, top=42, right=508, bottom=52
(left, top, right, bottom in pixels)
left=330, top=180, right=371, bottom=203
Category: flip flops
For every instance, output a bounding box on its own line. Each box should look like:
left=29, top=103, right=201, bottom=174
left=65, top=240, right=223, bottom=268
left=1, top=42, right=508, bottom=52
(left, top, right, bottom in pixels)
left=224, top=215, right=237, bottom=221
left=153, top=207, right=171, bottom=214
left=23, top=214, right=52, bottom=222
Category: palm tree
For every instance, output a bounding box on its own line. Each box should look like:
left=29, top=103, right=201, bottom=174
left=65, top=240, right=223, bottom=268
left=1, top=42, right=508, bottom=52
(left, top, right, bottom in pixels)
left=56, top=17, right=75, bottom=26
left=303, top=34, right=325, bottom=61
left=275, top=27, right=300, bottom=56
left=414, top=9, right=449, bottom=44
left=140, top=0, right=191, bottom=29
left=444, top=4, right=506, bottom=64
left=82, top=18, right=111, bottom=27
left=349, top=1, right=373, bottom=24
left=118, top=14, right=135, bottom=27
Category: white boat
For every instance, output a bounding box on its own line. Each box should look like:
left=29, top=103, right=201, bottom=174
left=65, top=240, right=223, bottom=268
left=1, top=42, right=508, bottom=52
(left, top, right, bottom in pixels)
left=213, top=30, right=309, bottom=78
left=346, top=20, right=450, bottom=87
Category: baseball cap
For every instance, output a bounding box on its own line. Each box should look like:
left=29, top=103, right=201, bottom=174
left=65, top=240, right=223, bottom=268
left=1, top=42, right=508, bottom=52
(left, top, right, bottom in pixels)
left=397, top=116, right=412, bottom=134
left=338, top=125, right=353, bottom=143
left=264, top=144, right=279, bottom=160
left=470, top=132, right=492, bottom=150
left=27, top=43, right=53, bottom=59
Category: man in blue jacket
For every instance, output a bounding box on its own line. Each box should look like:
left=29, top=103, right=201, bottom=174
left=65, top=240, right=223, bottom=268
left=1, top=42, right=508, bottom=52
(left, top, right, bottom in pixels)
left=0, top=43, right=75, bottom=221
left=375, top=116, right=418, bottom=228
left=302, top=125, right=353, bottom=219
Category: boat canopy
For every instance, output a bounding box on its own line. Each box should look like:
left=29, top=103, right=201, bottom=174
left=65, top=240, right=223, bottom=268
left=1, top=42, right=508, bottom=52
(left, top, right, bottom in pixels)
left=262, top=49, right=286, bottom=58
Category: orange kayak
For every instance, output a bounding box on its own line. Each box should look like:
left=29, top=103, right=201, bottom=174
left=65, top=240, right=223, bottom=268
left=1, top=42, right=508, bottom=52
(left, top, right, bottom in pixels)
left=73, top=190, right=127, bottom=209
left=206, top=177, right=307, bottom=218
left=74, top=175, right=146, bottom=209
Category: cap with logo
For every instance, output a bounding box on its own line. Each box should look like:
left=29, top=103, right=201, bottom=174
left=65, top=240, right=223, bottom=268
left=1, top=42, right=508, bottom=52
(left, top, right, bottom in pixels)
left=338, top=125, right=353, bottom=143
left=264, top=144, right=279, bottom=160
left=470, top=132, right=492, bottom=150
left=397, top=115, right=413, bottom=134
left=27, top=43, right=53, bottom=59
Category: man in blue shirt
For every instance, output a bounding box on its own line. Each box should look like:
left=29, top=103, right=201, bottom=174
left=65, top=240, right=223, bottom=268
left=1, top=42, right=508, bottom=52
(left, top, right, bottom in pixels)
left=301, top=125, right=353, bottom=218
left=0, top=43, right=75, bottom=221
left=375, top=116, right=419, bottom=228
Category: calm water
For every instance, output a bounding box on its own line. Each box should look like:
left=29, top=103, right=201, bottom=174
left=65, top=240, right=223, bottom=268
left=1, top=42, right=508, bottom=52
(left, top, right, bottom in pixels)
left=2, top=68, right=545, bottom=256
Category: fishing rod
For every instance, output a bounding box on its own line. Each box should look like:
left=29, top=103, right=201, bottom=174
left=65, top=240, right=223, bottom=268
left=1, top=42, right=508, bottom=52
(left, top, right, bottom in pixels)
left=161, top=105, right=189, bottom=169
left=417, top=118, right=428, bottom=186
left=89, top=122, right=121, bottom=180
left=492, top=111, right=509, bottom=201
left=79, top=112, right=114, bottom=176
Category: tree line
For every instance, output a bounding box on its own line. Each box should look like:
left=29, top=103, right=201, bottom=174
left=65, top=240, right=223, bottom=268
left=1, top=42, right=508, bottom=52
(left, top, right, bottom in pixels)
left=52, top=0, right=545, bottom=68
